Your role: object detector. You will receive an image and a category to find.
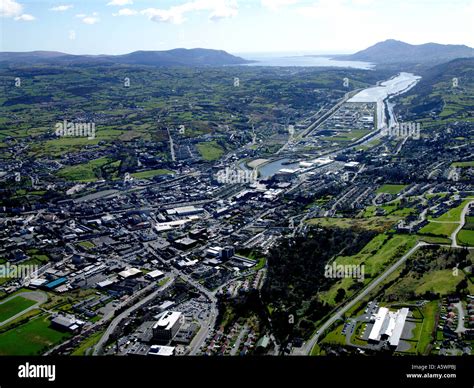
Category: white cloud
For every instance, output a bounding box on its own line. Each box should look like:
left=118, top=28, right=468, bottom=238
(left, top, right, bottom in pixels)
left=142, top=0, right=238, bottom=24
left=0, top=0, right=22, bottom=17
left=1, top=0, right=36, bottom=21
left=76, top=12, right=100, bottom=24
left=112, top=8, right=138, bottom=16
left=82, top=16, right=100, bottom=24
left=14, top=13, right=34, bottom=21
left=209, top=1, right=238, bottom=20
left=50, top=5, right=73, bottom=12
left=107, top=0, right=133, bottom=6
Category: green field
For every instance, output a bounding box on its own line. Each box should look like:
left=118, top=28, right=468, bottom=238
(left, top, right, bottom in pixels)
left=0, top=315, right=72, bottom=355
left=320, top=234, right=417, bottom=304
left=416, top=235, right=451, bottom=244
left=415, top=270, right=464, bottom=296
left=452, top=161, right=474, bottom=167
left=381, top=263, right=472, bottom=301
left=416, top=301, right=438, bottom=355
left=196, top=141, right=224, bottom=161
left=320, top=324, right=346, bottom=346
left=77, top=241, right=95, bottom=250
left=71, top=330, right=104, bottom=356
left=363, top=204, right=415, bottom=218
left=321, top=129, right=370, bottom=142
left=419, top=221, right=458, bottom=238
left=0, top=296, right=36, bottom=322
left=131, top=169, right=173, bottom=179
left=430, top=199, right=472, bottom=222
left=307, top=216, right=400, bottom=233
left=376, top=184, right=407, bottom=195
left=457, top=229, right=474, bottom=246
left=465, top=216, right=474, bottom=229
left=57, top=157, right=113, bottom=182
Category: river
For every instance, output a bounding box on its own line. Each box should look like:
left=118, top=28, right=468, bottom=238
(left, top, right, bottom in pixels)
left=348, top=72, right=421, bottom=129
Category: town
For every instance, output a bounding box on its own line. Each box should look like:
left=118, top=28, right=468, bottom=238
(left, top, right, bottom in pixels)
left=0, top=41, right=473, bottom=360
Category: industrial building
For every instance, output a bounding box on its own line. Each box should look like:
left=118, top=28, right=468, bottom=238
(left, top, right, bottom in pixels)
left=166, top=206, right=204, bottom=217
left=146, top=269, right=165, bottom=280
left=368, top=307, right=410, bottom=348
left=205, top=245, right=235, bottom=261
left=51, top=314, right=85, bottom=333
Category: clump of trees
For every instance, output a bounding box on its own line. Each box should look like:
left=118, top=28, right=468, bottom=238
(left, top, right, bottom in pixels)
left=261, top=226, right=376, bottom=343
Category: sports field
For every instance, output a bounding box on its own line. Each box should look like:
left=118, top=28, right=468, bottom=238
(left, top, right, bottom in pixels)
left=0, top=296, right=36, bottom=322
left=0, top=315, right=72, bottom=355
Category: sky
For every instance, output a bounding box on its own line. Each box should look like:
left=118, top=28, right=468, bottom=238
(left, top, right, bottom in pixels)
left=1, top=0, right=473, bottom=55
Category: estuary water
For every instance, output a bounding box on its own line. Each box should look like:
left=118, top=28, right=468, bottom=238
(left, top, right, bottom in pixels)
left=258, top=159, right=299, bottom=179
left=348, top=72, right=421, bottom=129
left=239, top=53, right=373, bottom=69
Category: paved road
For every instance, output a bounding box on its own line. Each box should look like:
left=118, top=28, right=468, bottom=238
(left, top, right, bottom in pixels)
left=188, top=305, right=217, bottom=355
left=451, top=200, right=474, bottom=248
left=230, top=324, right=249, bottom=355
left=93, top=277, right=175, bottom=355
left=454, top=302, right=467, bottom=334
left=167, top=128, right=176, bottom=162
left=294, top=241, right=428, bottom=355
left=0, top=291, right=48, bottom=327
left=184, top=269, right=218, bottom=355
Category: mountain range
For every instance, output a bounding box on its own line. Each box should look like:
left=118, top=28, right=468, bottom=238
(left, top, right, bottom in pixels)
left=2, top=40, right=474, bottom=67
left=340, top=39, right=474, bottom=64
left=0, top=48, right=250, bottom=67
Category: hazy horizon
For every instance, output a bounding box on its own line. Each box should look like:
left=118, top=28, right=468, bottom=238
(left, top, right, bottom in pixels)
left=1, top=0, right=473, bottom=55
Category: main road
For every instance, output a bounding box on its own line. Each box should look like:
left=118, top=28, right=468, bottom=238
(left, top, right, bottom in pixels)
left=451, top=200, right=474, bottom=248
left=93, top=276, right=176, bottom=355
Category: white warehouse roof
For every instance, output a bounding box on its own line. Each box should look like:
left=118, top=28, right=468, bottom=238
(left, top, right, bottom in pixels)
left=369, top=307, right=389, bottom=341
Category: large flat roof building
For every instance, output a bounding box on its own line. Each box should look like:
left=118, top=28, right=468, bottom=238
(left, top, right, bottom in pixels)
left=166, top=206, right=204, bottom=217
left=369, top=307, right=389, bottom=342
left=389, top=308, right=409, bottom=347
left=369, top=307, right=410, bottom=348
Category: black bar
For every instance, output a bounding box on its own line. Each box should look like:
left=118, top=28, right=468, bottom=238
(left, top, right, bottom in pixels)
left=0, top=356, right=471, bottom=387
